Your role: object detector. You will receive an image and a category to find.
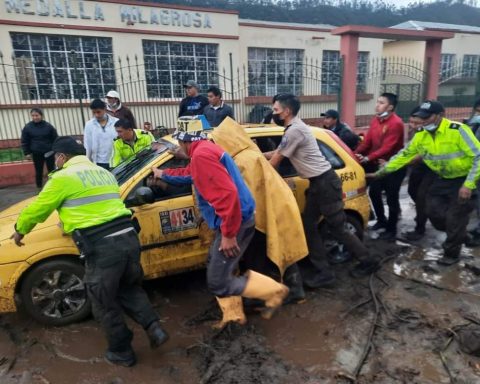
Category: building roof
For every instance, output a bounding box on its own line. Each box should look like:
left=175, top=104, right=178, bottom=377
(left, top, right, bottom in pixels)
left=391, top=20, right=480, bottom=34
left=239, top=19, right=334, bottom=32
left=331, top=25, right=454, bottom=41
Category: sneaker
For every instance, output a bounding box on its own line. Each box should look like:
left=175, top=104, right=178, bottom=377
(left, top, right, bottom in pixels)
left=105, top=349, right=137, bottom=367
left=146, top=321, right=169, bottom=349
left=437, top=256, right=460, bottom=266
left=377, top=231, right=397, bottom=241
left=369, top=221, right=387, bottom=231
left=403, top=230, right=425, bottom=241
left=350, top=260, right=380, bottom=278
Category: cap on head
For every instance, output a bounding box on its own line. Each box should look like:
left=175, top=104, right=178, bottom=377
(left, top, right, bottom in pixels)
left=106, top=90, right=120, bottom=99
left=173, top=116, right=210, bottom=142
left=183, top=80, right=199, bottom=89
left=45, top=136, right=86, bottom=158
left=321, top=109, right=339, bottom=119
left=413, top=100, right=445, bottom=119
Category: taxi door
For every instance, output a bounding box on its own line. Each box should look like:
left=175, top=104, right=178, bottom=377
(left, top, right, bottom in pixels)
left=121, top=155, right=208, bottom=279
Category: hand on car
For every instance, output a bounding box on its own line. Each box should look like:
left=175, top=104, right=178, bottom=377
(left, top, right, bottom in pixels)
left=151, top=167, right=164, bottom=179
left=219, top=236, right=241, bottom=258
left=10, top=231, right=25, bottom=246
left=25, top=154, right=32, bottom=161
left=355, top=154, right=369, bottom=164
left=168, top=147, right=189, bottom=160
left=377, top=159, right=386, bottom=167
left=458, top=186, right=472, bottom=203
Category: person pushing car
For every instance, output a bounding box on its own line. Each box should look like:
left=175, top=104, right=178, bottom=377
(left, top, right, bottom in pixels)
left=11, top=136, right=168, bottom=367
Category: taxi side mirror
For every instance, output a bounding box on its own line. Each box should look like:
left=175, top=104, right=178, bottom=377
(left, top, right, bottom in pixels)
left=134, top=186, right=155, bottom=205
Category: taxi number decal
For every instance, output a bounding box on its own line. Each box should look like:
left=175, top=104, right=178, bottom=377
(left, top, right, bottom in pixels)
left=340, top=171, right=357, bottom=182
left=160, top=207, right=196, bottom=234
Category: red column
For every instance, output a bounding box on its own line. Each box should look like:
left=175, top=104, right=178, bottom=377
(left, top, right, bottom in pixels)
left=339, top=33, right=359, bottom=128
left=424, top=39, right=443, bottom=100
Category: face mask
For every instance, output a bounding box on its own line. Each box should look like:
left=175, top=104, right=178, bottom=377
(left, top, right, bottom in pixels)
left=423, top=123, right=437, bottom=132
left=378, top=111, right=389, bottom=118
left=272, top=113, right=285, bottom=126
left=54, top=155, right=64, bottom=170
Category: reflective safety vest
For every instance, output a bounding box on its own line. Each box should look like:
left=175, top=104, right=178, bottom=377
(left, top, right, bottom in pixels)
left=16, top=155, right=131, bottom=235
left=378, top=118, right=480, bottom=189
left=111, top=129, right=154, bottom=167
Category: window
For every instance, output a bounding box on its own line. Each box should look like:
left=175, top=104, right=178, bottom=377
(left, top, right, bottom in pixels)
left=143, top=40, right=218, bottom=98
left=248, top=48, right=304, bottom=96
left=321, top=51, right=369, bottom=95
left=462, top=55, right=480, bottom=78
left=11, top=33, right=115, bottom=100
left=440, top=54, right=456, bottom=81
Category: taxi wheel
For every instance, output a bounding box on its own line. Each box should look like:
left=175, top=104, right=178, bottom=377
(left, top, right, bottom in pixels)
left=20, top=258, right=91, bottom=326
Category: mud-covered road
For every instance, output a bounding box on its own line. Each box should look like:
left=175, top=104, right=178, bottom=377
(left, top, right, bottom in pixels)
left=2, top=184, right=480, bottom=384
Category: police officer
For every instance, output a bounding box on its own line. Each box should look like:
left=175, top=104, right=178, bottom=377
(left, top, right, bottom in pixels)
left=11, top=136, right=168, bottom=367
left=111, top=118, right=155, bottom=167
left=369, top=101, right=480, bottom=265
left=265, top=94, right=379, bottom=286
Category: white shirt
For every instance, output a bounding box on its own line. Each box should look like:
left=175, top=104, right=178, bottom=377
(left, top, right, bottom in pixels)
left=83, top=115, right=118, bottom=164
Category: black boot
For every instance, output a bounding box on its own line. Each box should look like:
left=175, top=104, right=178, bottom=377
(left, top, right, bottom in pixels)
left=146, top=321, right=169, bottom=349
left=437, top=255, right=460, bottom=266
left=105, top=349, right=137, bottom=367
left=350, top=259, right=380, bottom=278
left=283, top=264, right=306, bottom=304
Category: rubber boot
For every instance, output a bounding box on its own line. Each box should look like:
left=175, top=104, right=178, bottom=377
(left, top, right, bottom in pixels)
left=283, top=264, right=306, bottom=305
left=213, top=296, right=247, bottom=329
left=242, top=270, right=289, bottom=319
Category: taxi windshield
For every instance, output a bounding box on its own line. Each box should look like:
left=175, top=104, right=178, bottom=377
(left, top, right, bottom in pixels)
left=111, top=139, right=176, bottom=185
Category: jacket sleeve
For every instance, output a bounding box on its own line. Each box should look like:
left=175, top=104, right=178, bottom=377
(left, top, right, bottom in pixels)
left=49, top=123, right=58, bottom=143
left=355, top=129, right=372, bottom=155
left=377, top=138, right=419, bottom=177
left=341, top=130, right=360, bottom=151
left=190, top=151, right=242, bottom=238
left=227, top=105, right=234, bottom=120
left=367, top=121, right=404, bottom=162
left=111, top=141, right=122, bottom=167
left=126, top=108, right=137, bottom=129
left=21, top=125, right=31, bottom=155
left=84, top=123, right=93, bottom=161
left=161, top=164, right=193, bottom=185
left=178, top=99, right=186, bottom=117
left=15, top=175, right=67, bottom=235
left=458, top=125, right=480, bottom=189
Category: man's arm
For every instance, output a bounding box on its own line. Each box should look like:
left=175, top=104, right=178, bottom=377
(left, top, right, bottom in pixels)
left=111, top=141, right=122, bottom=167
left=14, top=176, right=67, bottom=237
left=84, top=123, right=93, bottom=161
left=158, top=164, right=193, bottom=185
left=178, top=99, right=186, bottom=117
left=458, top=125, right=480, bottom=189
left=355, top=129, right=372, bottom=156
left=269, top=150, right=285, bottom=169
left=375, top=139, right=419, bottom=178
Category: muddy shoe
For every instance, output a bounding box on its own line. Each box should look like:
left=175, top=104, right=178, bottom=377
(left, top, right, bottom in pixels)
left=369, top=221, right=387, bottom=231
left=437, top=256, right=460, bottom=266
left=350, top=260, right=380, bottom=278
left=105, top=349, right=137, bottom=367
left=328, top=249, right=353, bottom=265
left=403, top=230, right=425, bottom=241
left=377, top=231, right=396, bottom=241
left=146, top=321, right=169, bottom=349
left=302, top=271, right=336, bottom=289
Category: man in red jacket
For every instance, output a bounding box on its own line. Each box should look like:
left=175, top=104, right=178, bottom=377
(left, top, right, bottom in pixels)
left=355, top=93, right=406, bottom=240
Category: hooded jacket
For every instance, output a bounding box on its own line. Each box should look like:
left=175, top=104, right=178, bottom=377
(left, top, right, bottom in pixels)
left=211, top=118, right=308, bottom=274
left=21, top=120, right=58, bottom=155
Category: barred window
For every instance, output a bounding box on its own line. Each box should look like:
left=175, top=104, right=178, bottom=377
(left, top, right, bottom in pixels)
left=462, top=55, right=480, bottom=78
left=143, top=40, right=218, bottom=99
left=11, top=33, right=115, bottom=100
left=321, top=50, right=369, bottom=95
left=440, top=54, right=456, bottom=81
left=248, top=48, right=303, bottom=96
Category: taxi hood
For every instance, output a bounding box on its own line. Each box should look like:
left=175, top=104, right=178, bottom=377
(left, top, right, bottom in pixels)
left=212, top=117, right=261, bottom=157
left=0, top=197, right=58, bottom=242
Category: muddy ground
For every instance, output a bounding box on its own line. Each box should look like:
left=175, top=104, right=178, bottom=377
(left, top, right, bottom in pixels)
left=2, top=184, right=480, bottom=384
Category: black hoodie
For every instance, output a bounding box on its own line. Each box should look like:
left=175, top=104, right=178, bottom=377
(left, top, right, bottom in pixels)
left=21, top=120, right=58, bottom=155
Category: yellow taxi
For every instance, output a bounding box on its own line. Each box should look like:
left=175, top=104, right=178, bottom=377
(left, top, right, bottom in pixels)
left=0, top=125, right=369, bottom=325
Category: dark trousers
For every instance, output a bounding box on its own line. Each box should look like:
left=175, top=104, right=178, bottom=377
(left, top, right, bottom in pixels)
left=207, top=217, right=255, bottom=297
left=96, top=163, right=110, bottom=170
left=408, top=162, right=436, bottom=233
left=426, top=177, right=475, bottom=259
left=369, top=167, right=407, bottom=233
left=32, top=152, right=55, bottom=188
left=84, top=229, right=158, bottom=353
left=302, top=169, right=369, bottom=273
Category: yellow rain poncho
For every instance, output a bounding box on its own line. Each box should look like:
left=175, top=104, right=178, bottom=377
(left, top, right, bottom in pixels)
left=211, top=117, right=308, bottom=275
